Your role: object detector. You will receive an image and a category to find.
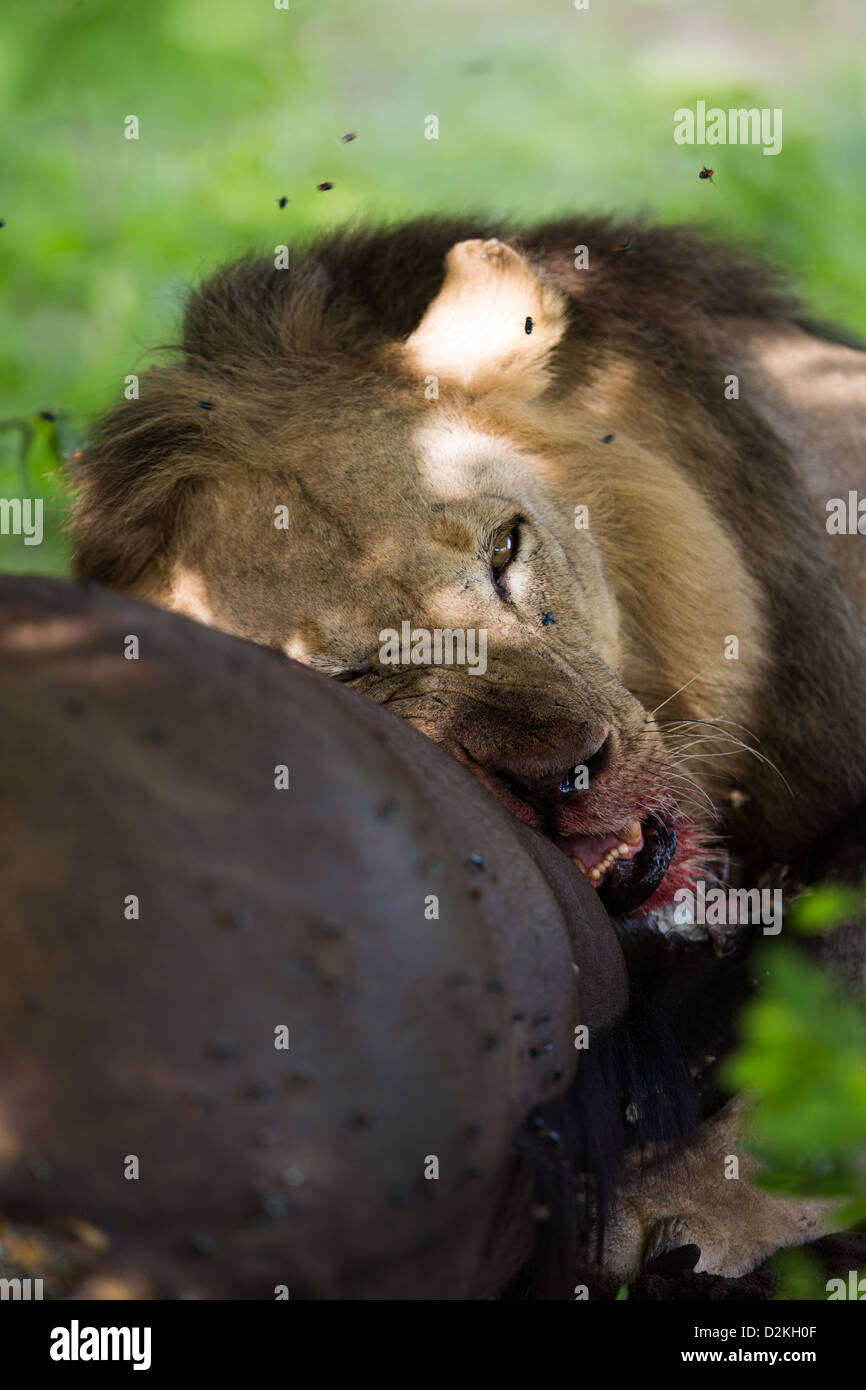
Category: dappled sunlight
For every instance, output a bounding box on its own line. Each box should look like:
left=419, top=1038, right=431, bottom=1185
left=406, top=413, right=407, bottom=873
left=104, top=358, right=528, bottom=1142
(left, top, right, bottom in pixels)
left=355, top=531, right=413, bottom=579
left=0, top=1100, right=22, bottom=1167
left=752, top=329, right=866, bottom=409
left=414, top=419, right=512, bottom=498
left=168, top=564, right=218, bottom=626
left=0, top=614, right=95, bottom=654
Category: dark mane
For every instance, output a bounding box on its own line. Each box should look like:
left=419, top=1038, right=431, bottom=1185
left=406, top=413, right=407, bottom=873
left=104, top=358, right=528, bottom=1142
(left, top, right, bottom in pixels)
left=179, top=215, right=800, bottom=369
left=70, top=214, right=804, bottom=590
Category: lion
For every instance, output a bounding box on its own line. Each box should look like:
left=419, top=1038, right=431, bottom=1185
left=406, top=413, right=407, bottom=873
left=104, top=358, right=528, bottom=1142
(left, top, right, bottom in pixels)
left=71, top=216, right=866, bottom=1278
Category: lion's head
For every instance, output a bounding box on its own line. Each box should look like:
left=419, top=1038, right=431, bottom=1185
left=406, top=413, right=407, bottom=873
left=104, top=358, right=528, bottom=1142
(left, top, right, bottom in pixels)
left=72, top=218, right=866, bottom=919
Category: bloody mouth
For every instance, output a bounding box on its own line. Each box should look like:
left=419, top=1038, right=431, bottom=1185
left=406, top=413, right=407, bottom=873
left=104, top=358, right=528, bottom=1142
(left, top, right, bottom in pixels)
left=453, top=746, right=697, bottom=916
left=555, top=813, right=680, bottom=915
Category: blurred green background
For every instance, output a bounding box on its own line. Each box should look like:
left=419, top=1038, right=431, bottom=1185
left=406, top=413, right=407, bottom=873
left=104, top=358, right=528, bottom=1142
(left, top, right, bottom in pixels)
left=2, top=0, right=865, bottom=572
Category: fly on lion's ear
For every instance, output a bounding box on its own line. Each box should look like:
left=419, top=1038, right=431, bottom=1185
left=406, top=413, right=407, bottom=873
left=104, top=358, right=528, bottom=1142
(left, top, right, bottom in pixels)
left=525, top=317, right=533, bottom=334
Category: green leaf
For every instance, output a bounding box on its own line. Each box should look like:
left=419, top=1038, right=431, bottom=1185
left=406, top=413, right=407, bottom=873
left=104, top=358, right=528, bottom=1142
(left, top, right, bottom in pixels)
left=789, top=885, right=864, bottom=933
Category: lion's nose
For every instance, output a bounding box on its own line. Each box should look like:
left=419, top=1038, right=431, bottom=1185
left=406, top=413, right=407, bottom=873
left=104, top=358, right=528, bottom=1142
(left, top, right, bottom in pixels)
left=497, top=726, right=614, bottom=806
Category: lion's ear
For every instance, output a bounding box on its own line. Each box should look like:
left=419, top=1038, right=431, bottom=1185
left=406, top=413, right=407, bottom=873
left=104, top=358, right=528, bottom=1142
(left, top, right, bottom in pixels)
left=401, top=238, right=568, bottom=398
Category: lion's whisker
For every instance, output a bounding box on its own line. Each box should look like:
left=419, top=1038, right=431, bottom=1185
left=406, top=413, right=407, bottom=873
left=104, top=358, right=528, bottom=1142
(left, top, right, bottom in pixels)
left=645, top=669, right=712, bottom=718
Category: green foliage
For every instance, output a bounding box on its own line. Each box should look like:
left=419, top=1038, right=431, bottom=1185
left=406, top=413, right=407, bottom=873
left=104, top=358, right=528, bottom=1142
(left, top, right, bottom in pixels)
left=724, top=942, right=866, bottom=1224
left=0, top=412, right=76, bottom=574
left=789, top=882, right=866, bottom=934
left=771, top=1247, right=828, bottom=1302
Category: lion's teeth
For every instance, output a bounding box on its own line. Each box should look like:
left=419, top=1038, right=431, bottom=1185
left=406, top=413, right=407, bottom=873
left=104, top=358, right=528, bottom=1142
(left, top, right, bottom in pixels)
left=619, top=820, right=642, bottom=846
left=571, top=833, right=637, bottom=884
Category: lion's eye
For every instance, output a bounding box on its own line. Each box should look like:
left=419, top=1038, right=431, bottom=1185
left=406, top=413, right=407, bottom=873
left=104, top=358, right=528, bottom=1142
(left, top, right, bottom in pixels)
left=490, top=524, right=519, bottom=580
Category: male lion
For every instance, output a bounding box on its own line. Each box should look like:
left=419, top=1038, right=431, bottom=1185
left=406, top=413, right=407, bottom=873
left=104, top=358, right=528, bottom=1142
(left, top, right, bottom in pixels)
left=71, top=217, right=866, bottom=1277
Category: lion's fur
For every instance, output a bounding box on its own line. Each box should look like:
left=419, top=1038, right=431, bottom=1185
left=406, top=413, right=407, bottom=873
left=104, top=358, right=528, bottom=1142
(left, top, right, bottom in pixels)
left=71, top=216, right=866, bottom=875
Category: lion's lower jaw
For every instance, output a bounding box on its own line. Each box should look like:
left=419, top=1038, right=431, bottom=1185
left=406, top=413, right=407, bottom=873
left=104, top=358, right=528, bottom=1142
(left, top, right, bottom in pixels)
left=628, top=841, right=749, bottom=952
left=594, top=817, right=737, bottom=943
left=560, top=813, right=713, bottom=919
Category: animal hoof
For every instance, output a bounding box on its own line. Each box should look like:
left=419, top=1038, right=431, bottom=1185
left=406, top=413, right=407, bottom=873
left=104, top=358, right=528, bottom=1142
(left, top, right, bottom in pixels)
left=644, top=1242, right=702, bottom=1277
left=642, top=1215, right=702, bottom=1276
